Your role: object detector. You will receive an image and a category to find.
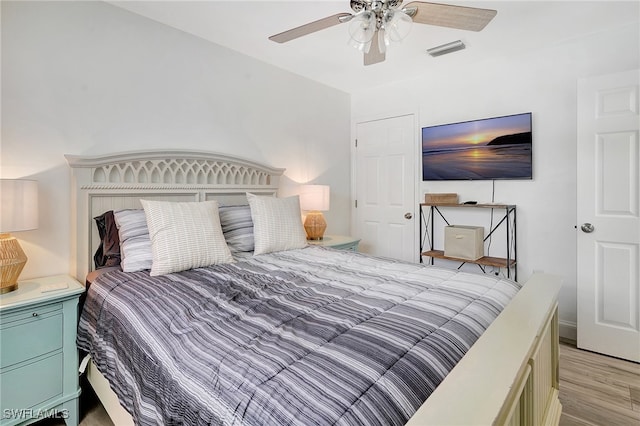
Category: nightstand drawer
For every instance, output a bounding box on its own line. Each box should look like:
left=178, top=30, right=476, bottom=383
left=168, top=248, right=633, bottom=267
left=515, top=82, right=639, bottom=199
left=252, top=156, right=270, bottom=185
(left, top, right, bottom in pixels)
left=0, top=352, right=63, bottom=412
left=0, top=306, right=63, bottom=369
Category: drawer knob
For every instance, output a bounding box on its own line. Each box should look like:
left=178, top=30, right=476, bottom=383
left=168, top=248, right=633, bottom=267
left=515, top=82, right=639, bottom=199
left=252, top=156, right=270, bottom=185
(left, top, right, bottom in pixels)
left=32, top=312, right=38, bottom=317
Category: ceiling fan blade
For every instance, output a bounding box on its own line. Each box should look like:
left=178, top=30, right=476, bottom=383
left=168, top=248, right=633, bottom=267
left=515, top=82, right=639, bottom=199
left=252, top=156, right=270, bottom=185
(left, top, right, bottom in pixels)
left=404, top=2, right=497, bottom=32
left=364, top=30, right=386, bottom=66
left=269, top=13, right=353, bottom=43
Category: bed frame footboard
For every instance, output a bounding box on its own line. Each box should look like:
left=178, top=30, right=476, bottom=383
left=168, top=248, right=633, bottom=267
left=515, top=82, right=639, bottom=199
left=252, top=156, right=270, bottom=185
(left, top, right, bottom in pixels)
left=407, top=273, right=562, bottom=426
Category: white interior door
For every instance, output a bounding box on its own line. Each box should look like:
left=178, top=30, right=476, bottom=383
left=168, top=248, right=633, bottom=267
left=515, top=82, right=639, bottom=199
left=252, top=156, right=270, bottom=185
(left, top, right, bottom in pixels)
left=577, top=69, right=640, bottom=362
left=355, top=114, right=416, bottom=262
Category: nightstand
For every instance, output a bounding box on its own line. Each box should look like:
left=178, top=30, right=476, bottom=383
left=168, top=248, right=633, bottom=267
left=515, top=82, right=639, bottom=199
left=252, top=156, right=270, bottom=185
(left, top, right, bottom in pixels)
left=308, top=235, right=361, bottom=251
left=0, top=275, right=84, bottom=426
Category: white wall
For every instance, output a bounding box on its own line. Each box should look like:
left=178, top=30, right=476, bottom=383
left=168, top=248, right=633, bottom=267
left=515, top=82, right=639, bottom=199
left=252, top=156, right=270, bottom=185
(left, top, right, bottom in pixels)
left=352, top=22, right=640, bottom=339
left=1, top=1, right=350, bottom=280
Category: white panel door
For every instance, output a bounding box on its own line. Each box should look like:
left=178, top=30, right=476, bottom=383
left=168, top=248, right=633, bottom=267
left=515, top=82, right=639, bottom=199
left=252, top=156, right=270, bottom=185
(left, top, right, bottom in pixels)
left=577, top=69, right=640, bottom=362
left=355, top=114, right=416, bottom=262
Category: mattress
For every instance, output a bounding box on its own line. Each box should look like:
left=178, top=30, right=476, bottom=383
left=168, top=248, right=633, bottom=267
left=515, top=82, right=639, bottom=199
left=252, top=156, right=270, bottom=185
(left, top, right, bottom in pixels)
left=77, top=246, right=521, bottom=425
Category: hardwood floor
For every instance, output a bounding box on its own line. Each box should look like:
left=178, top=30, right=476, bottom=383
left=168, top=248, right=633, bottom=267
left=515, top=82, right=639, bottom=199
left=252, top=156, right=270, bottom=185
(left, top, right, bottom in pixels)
left=559, top=341, right=640, bottom=426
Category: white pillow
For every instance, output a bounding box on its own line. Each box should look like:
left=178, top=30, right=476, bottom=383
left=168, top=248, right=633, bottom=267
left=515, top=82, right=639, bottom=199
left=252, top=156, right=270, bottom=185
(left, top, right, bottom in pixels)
left=140, top=200, right=233, bottom=276
left=246, top=193, right=307, bottom=255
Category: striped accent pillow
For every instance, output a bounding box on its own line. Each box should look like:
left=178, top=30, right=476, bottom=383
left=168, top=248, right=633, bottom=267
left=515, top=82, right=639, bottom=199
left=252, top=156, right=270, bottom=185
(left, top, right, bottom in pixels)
left=113, top=209, right=153, bottom=272
left=247, top=193, right=307, bottom=255
left=218, top=205, right=254, bottom=252
left=141, top=200, right=234, bottom=276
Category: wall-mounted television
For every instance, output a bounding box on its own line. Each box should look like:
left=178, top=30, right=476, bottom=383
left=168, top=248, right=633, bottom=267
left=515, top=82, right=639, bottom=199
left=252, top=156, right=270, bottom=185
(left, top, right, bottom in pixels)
left=422, top=112, right=532, bottom=181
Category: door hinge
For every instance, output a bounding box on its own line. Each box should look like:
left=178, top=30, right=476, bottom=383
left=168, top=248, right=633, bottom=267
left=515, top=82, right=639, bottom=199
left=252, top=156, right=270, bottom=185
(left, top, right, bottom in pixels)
left=355, top=139, right=358, bottom=148
left=355, top=200, right=358, bottom=208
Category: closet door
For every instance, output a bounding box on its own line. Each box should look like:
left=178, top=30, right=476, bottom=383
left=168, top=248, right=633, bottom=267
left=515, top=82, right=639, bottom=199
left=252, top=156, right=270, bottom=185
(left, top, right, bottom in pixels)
left=354, top=114, right=417, bottom=262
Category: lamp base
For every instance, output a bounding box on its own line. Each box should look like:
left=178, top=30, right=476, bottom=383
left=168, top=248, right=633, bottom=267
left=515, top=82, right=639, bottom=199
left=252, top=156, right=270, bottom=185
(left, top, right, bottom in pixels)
left=304, top=211, right=327, bottom=241
left=0, top=233, right=27, bottom=294
left=0, top=283, right=18, bottom=295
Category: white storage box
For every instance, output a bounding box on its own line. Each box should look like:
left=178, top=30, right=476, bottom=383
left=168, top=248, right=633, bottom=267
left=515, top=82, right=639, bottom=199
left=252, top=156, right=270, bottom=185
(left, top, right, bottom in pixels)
left=444, top=225, right=484, bottom=260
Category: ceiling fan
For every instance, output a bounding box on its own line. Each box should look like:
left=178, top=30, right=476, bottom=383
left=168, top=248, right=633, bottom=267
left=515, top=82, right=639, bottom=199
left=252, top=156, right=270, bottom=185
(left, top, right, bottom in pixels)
left=269, top=0, right=497, bottom=65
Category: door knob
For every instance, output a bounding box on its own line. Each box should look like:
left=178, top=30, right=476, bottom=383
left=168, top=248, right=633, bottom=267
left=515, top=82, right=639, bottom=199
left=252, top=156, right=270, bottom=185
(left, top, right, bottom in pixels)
left=581, top=223, right=595, bottom=233
left=404, top=212, right=413, bottom=219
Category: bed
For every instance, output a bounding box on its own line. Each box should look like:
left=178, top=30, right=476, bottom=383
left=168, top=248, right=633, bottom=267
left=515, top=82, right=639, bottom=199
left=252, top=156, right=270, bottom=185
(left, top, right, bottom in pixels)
left=66, top=150, right=562, bottom=426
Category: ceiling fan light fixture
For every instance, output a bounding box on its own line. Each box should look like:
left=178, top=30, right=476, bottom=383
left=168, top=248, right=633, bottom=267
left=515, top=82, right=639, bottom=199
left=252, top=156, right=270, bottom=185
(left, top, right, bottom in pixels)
left=348, top=10, right=376, bottom=44
left=382, top=9, right=413, bottom=42
left=427, top=40, right=466, bottom=57
left=269, top=1, right=497, bottom=65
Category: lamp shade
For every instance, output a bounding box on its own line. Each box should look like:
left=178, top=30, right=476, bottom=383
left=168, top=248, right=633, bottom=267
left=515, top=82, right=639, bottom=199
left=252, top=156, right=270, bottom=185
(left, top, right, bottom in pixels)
left=299, top=185, right=330, bottom=212
left=1, top=179, right=38, bottom=233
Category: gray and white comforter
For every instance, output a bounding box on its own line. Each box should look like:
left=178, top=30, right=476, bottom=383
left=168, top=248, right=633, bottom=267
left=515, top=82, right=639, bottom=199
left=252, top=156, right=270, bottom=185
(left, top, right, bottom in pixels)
left=77, top=246, right=521, bottom=426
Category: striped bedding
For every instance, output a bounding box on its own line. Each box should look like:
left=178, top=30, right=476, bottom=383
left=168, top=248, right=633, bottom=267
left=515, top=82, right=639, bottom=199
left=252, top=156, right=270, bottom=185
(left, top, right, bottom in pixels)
left=77, top=246, right=521, bottom=425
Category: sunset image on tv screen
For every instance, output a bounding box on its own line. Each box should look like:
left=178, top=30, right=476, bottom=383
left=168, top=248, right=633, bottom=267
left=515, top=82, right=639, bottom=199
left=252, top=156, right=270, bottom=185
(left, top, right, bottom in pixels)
left=422, top=112, right=532, bottom=180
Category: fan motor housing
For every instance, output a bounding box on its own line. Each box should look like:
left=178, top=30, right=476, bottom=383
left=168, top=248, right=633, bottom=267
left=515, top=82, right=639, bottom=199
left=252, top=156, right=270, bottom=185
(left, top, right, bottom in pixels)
left=351, top=0, right=403, bottom=13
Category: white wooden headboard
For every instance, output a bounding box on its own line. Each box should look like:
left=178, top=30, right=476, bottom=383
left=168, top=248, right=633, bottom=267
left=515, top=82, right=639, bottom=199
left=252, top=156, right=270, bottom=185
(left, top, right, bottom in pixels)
left=65, top=149, right=285, bottom=281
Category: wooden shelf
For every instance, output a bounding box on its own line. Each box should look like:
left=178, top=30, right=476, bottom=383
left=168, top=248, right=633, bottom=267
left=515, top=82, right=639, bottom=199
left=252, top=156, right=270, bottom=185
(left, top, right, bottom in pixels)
left=419, top=203, right=518, bottom=280
left=421, top=203, right=515, bottom=209
left=421, top=250, right=517, bottom=269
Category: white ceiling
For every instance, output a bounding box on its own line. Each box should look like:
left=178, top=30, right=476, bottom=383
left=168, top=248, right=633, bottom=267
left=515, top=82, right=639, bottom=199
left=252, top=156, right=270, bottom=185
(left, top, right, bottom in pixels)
left=109, top=0, right=640, bottom=94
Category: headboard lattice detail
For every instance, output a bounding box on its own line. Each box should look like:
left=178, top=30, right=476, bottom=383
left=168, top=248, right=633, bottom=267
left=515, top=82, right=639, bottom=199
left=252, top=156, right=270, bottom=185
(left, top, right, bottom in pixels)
left=92, top=159, right=271, bottom=186
left=66, top=150, right=284, bottom=189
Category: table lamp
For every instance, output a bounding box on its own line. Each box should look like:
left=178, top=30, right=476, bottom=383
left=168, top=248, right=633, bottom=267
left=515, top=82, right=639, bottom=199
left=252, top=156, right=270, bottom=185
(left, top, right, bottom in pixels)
left=0, top=179, right=38, bottom=294
left=300, top=185, right=330, bottom=240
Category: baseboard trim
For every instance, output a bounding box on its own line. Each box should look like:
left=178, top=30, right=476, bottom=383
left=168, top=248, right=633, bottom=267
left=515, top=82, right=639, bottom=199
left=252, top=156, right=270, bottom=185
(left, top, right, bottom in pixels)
left=559, top=320, right=577, bottom=342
